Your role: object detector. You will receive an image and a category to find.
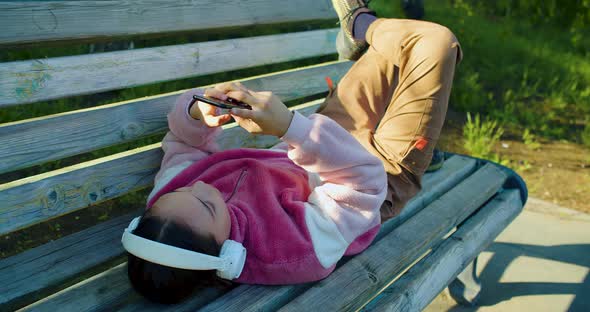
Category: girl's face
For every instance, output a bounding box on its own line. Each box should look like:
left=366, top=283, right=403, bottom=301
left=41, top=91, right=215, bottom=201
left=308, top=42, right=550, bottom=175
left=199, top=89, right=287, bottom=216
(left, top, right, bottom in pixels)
left=150, top=181, right=231, bottom=245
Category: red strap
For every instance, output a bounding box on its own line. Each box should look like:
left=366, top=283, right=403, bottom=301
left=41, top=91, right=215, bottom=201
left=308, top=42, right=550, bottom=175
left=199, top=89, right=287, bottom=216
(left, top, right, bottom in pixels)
left=325, top=76, right=334, bottom=91
left=415, top=137, right=428, bottom=151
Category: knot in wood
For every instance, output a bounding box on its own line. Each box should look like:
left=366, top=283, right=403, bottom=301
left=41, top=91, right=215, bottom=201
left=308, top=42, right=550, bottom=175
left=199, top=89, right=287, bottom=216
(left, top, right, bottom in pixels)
left=32, top=8, right=58, bottom=31
left=120, top=122, right=143, bottom=140
left=82, top=181, right=103, bottom=204
left=367, top=271, right=378, bottom=284
left=41, top=186, right=65, bottom=215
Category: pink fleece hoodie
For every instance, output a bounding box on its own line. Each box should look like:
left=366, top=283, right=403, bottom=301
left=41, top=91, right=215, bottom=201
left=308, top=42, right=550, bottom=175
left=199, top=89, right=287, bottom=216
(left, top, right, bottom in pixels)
left=145, top=88, right=387, bottom=284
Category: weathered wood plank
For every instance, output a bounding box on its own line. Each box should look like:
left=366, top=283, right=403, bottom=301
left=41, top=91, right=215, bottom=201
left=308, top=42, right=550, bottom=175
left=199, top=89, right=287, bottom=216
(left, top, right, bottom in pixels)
left=199, top=284, right=311, bottom=312
left=12, top=155, right=477, bottom=312
left=361, top=189, right=523, bottom=312
left=0, top=0, right=336, bottom=46
left=22, top=262, right=231, bottom=312
left=0, top=100, right=322, bottom=235
left=21, top=263, right=141, bottom=312
left=0, top=61, right=352, bottom=175
left=277, top=164, right=507, bottom=311
left=0, top=29, right=339, bottom=106
left=0, top=213, right=134, bottom=311
left=374, top=155, right=478, bottom=242
left=21, top=262, right=231, bottom=312
left=195, top=156, right=477, bottom=312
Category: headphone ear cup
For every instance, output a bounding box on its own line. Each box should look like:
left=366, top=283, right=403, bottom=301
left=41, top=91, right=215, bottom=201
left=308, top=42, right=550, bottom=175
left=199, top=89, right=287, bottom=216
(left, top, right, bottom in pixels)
left=216, top=240, right=247, bottom=280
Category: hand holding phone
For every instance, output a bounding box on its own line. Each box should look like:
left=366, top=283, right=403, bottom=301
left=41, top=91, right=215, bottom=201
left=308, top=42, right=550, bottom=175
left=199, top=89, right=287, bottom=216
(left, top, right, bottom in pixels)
left=186, top=93, right=237, bottom=127
left=193, top=83, right=293, bottom=136
left=219, top=87, right=293, bottom=137
left=191, top=94, right=252, bottom=110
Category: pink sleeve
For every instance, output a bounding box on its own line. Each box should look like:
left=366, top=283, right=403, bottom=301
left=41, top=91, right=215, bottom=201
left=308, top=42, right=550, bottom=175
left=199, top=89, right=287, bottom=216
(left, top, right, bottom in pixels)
left=154, top=88, right=222, bottom=183
left=281, top=112, right=386, bottom=194
left=280, top=112, right=387, bottom=259
left=280, top=112, right=387, bottom=212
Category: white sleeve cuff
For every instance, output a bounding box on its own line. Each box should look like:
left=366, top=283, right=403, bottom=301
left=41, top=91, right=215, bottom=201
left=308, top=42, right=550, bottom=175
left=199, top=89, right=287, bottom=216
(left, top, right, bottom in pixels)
left=280, top=111, right=313, bottom=146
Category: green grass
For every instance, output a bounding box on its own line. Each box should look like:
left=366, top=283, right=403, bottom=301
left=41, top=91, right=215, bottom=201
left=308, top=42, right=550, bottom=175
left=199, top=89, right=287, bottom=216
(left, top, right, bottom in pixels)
left=462, top=113, right=504, bottom=158
left=522, top=128, right=541, bottom=150
left=371, top=0, right=590, bottom=144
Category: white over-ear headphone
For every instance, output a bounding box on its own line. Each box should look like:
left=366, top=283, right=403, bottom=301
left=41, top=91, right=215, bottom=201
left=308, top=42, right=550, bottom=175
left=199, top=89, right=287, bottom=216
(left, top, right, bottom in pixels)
left=121, top=217, right=246, bottom=280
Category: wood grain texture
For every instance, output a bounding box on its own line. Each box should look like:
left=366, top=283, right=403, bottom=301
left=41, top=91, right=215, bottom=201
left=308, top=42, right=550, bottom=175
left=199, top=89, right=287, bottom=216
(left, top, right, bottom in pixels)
left=0, top=0, right=336, bottom=46
left=8, top=155, right=476, bottom=312
left=21, top=262, right=229, bottom=312
left=199, top=284, right=311, bottom=312
left=278, top=164, right=507, bottom=312
left=361, top=190, right=523, bottom=312
left=0, top=28, right=339, bottom=106
left=0, top=100, right=323, bottom=236
left=21, top=263, right=141, bottom=312
left=0, top=213, right=134, bottom=311
left=374, top=155, right=478, bottom=242
left=0, top=61, right=352, bottom=175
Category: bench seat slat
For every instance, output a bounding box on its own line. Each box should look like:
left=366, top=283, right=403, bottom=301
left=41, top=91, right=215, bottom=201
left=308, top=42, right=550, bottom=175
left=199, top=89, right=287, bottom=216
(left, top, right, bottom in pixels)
left=277, top=163, right=507, bottom=311
left=0, top=61, right=352, bottom=175
left=0, top=0, right=336, bottom=47
left=0, top=100, right=322, bottom=236
left=23, top=263, right=229, bottom=312
left=11, top=154, right=479, bottom=312
left=0, top=213, right=133, bottom=311
left=0, top=29, right=339, bottom=107
left=199, top=284, right=310, bottom=312
left=23, top=263, right=141, bottom=312
left=374, top=154, right=478, bottom=241
left=362, top=189, right=523, bottom=311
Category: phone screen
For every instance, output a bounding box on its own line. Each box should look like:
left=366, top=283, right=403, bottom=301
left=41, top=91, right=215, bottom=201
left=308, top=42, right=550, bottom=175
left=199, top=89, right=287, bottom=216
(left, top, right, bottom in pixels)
left=192, top=94, right=252, bottom=110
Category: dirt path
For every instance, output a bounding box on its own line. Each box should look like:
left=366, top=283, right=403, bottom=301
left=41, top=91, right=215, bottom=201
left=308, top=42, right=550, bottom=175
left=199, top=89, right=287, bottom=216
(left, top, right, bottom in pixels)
left=438, top=113, right=590, bottom=213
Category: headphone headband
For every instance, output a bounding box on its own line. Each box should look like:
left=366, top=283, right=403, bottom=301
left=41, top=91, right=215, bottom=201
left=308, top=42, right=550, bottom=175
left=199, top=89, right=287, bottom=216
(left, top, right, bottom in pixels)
left=121, top=217, right=246, bottom=280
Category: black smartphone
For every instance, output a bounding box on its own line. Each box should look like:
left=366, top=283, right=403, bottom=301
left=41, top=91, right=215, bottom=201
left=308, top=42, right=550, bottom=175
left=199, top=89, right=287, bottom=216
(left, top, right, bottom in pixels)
left=191, top=94, right=252, bottom=110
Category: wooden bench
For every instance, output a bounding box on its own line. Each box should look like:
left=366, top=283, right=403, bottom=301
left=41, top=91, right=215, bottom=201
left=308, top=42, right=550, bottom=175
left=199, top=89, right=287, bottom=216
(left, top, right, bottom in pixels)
left=0, top=1, right=527, bottom=311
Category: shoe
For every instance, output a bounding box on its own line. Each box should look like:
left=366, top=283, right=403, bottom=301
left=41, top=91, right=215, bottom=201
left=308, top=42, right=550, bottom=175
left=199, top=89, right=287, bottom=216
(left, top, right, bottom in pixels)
left=426, top=149, right=444, bottom=172
left=331, top=0, right=375, bottom=60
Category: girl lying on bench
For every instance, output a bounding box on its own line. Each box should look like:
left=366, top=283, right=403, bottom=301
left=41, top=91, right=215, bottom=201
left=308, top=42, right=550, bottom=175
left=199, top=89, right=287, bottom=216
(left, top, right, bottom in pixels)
left=122, top=0, right=462, bottom=304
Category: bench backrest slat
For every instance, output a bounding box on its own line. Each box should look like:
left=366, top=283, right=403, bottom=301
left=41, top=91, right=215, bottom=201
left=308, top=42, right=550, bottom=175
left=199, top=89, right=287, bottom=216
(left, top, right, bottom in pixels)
left=0, top=61, right=351, bottom=175
left=0, top=100, right=322, bottom=235
left=0, top=0, right=336, bottom=47
left=0, top=29, right=339, bottom=107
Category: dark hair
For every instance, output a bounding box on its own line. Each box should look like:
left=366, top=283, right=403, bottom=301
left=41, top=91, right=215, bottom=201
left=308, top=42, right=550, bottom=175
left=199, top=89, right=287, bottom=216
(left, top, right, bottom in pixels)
left=127, top=215, right=227, bottom=304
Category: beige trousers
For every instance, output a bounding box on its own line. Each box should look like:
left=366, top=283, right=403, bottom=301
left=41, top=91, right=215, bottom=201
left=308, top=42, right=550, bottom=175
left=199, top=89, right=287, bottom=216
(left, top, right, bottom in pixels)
left=318, top=18, right=463, bottom=222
